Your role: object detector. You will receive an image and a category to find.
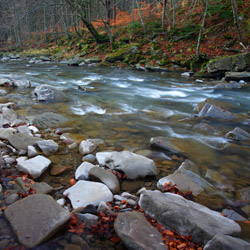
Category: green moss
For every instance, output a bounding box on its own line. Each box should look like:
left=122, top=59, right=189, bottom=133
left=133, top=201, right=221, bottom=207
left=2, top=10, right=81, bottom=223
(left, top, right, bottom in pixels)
left=105, top=44, right=139, bottom=63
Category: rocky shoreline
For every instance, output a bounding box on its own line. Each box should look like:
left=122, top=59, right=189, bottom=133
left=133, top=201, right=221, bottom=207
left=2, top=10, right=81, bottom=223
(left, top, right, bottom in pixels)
left=0, top=58, right=250, bottom=249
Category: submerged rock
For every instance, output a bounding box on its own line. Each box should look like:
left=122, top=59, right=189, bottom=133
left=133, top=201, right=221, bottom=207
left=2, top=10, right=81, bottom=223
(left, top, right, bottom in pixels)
left=114, top=211, right=167, bottom=250
left=157, top=160, right=214, bottom=196
left=32, top=84, right=69, bottom=102
left=4, top=194, right=71, bottom=248
left=192, top=123, right=222, bottom=136
left=150, top=136, right=183, bottom=155
left=32, top=112, right=68, bottom=129
left=16, top=155, right=51, bottom=178
left=96, top=151, right=157, bottom=179
left=139, top=190, right=241, bottom=244
left=225, top=127, right=250, bottom=141
left=238, top=187, right=250, bottom=217
left=204, top=234, right=250, bottom=250
left=63, top=180, right=113, bottom=209
left=215, top=81, right=244, bottom=89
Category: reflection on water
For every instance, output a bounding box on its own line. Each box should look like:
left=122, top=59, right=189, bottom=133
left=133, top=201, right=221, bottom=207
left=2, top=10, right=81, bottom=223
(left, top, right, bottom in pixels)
left=0, top=60, right=250, bottom=245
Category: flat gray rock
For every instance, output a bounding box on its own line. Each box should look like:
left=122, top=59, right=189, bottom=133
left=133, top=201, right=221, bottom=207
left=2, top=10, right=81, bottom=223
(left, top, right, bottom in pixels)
left=63, top=180, right=113, bottom=209
left=36, top=139, right=58, bottom=154
left=225, top=72, right=250, bottom=82
left=114, top=211, right=167, bottom=250
left=139, top=190, right=241, bottom=244
left=89, top=167, right=120, bottom=194
left=5, top=132, right=42, bottom=150
left=15, top=177, right=54, bottom=194
left=96, top=151, right=157, bottom=180
left=204, top=234, right=250, bottom=250
left=16, top=156, right=51, bottom=178
left=17, top=125, right=32, bottom=136
left=32, top=112, right=68, bottom=129
left=0, top=107, right=17, bottom=126
left=198, top=103, right=237, bottom=121
left=4, top=194, right=71, bottom=248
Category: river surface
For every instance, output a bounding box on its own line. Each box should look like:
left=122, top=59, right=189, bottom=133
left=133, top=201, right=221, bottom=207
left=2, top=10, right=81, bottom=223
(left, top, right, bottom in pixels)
left=0, top=60, right=250, bottom=247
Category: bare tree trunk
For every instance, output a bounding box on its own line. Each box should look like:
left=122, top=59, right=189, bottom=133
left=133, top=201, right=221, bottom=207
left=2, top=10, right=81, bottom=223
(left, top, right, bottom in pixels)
left=171, top=0, right=175, bottom=28
left=135, top=0, right=146, bottom=34
left=231, top=0, right=245, bottom=45
left=162, top=0, right=167, bottom=32
left=196, top=0, right=208, bottom=58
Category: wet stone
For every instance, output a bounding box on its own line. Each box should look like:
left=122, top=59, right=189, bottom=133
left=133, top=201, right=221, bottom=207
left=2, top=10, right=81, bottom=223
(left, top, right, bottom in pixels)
left=5, top=193, right=19, bottom=205
left=204, top=234, right=250, bottom=250
left=114, top=211, right=167, bottom=250
left=71, top=235, right=89, bottom=248
left=50, top=165, right=72, bottom=176
left=75, top=213, right=98, bottom=229
left=64, top=243, right=81, bottom=250
left=0, top=239, right=9, bottom=249
left=139, top=190, right=241, bottom=244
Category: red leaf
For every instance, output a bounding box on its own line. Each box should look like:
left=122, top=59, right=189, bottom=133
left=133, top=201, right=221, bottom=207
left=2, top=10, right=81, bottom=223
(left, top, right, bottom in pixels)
left=110, top=237, right=120, bottom=243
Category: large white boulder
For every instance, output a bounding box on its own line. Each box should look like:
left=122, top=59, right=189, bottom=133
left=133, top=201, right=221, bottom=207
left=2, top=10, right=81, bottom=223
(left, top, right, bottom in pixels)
left=16, top=155, right=51, bottom=178
left=96, top=151, right=157, bottom=179
left=63, top=180, right=113, bottom=209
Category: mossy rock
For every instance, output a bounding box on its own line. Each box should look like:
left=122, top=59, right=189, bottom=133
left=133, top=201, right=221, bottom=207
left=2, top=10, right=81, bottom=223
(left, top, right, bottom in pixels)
left=81, top=44, right=89, bottom=52
left=105, top=44, right=139, bottom=63
left=205, top=52, right=250, bottom=74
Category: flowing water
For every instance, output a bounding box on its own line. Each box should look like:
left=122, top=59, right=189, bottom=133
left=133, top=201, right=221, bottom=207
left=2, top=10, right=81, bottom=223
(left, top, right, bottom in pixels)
left=0, top=60, right=250, bottom=247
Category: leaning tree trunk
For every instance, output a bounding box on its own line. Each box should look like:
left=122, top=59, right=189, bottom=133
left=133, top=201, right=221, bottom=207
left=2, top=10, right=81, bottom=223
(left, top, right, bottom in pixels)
left=196, top=0, right=209, bottom=58
left=65, top=0, right=108, bottom=44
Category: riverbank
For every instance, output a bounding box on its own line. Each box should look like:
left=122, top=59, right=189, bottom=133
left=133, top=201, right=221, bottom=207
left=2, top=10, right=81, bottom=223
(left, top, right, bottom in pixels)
left=0, top=60, right=250, bottom=249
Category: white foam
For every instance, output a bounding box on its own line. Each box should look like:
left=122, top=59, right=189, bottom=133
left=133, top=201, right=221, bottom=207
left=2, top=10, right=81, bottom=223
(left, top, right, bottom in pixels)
left=25, top=72, right=40, bottom=76
left=127, top=76, right=144, bottom=82
left=116, top=82, right=131, bottom=88
left=86, top=105, right=106, bottom=114
left=71, top=105, right=106, bottom=115
left=136, top=88, right=187, bottom=98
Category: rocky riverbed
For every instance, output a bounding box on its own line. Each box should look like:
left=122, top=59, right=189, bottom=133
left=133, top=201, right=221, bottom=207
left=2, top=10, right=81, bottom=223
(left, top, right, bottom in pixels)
left=0, top=57, right=250, bottom=249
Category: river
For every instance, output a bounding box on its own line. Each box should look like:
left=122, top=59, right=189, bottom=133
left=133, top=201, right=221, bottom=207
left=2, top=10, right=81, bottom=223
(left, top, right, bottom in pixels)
left=0, top=59, right=250, bottom=248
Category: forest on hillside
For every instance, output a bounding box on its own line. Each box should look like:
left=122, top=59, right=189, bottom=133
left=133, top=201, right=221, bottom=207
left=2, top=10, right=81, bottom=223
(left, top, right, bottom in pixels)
left=1, top=0, right=249, bottom=50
